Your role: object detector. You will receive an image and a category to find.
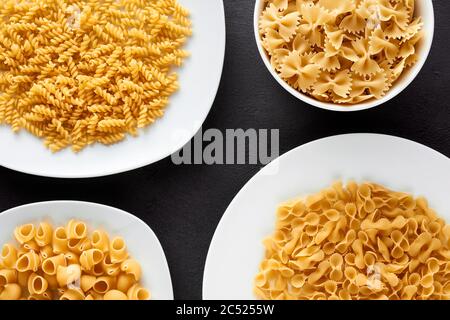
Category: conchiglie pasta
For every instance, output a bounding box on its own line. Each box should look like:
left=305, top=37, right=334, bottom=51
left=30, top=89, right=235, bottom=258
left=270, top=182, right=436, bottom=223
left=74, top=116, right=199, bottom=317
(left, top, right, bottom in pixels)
left=0, top=219, right=149, bottom=300
left=255, top=181, right=450, bottom=300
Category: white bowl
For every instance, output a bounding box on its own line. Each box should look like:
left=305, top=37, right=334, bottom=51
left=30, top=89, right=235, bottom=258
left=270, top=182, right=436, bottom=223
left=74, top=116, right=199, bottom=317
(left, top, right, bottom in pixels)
left=254, top=0, right=435, bottom=112
left=0, top=201, right=173, bottom=300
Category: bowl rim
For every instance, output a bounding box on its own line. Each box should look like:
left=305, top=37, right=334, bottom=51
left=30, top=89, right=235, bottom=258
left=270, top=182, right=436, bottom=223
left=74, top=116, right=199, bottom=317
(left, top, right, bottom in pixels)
left=253, top=0, right=435, bottom=112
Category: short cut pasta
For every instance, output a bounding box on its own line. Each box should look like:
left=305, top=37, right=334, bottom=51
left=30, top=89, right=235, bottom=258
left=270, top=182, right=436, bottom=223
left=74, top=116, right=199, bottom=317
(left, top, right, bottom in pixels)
left=0, top=219, right=150, bottom=300
left=254, top=182, right=450, bottom=300
left=258, top=0, right=423, bottom=104
left=0, top=0, right=192, bottom=152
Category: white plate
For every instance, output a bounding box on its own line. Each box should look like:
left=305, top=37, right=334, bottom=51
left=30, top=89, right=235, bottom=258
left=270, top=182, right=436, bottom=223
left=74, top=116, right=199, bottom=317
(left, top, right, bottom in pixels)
left=0, top=0, right=226, bottom=178
left=203, top=134, right=450, bottom=300
left=0, top=201, right=173, bottom=300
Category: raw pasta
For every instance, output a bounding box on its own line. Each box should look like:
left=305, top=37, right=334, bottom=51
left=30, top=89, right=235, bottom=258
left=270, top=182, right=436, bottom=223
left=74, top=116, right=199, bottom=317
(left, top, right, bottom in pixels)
left=0, top=0, right=191, bottom=152
left=0, top=219, right=150, bottom=300
left=254, top=182, right=450, bottom=300
left=259, top=0, right=423, bottom=104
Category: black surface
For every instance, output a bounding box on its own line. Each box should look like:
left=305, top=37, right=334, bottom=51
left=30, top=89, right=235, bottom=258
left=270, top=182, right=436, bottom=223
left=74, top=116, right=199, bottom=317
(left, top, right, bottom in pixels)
left=0, top=0, right=449, bottom=300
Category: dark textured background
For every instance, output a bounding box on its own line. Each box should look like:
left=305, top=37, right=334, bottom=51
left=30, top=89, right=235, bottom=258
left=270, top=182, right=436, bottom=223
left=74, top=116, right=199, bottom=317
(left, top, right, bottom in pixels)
left=0, top=0, right=449, bottom=300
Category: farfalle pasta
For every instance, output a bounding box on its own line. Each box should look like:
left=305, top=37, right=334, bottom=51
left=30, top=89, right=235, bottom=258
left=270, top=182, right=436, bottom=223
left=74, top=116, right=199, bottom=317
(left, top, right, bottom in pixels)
left=259, top=0, right=424, bottom=104
left=254, top=182, right=450, bottom=300
left=0, top=219, right=150, bottom=300
left=0, top=0, right=191, bottom=152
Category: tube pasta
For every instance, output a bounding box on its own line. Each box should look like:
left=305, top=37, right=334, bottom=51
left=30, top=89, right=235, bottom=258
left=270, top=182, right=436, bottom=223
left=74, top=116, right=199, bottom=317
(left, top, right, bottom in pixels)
left=1, top=244, right=18, bottom=268
left=120, top=259, right=142, bottom=281
left=127, top=284, right=151, bottom=301
left=104, top=290, right=128, bottom=300
left=66, top=220, right=88, bottom=240
left=52, top=227, right=69, bottom=254
left=0, top=283, right=22, bottom=300
left=57, top=264, right=81, bottom=287
left=60, top=288, right=85, bottom=300
left=42, top=254, right=67, bottom=276
left=93, top=276, right=115, bottom=294
left=28, top=273, right=49, bottom=295
left=80, top=249, right=104, bottom=271
left=0, top=220, right=149, bottom=300
left=110, top=237, right=128, bottom=263
left=14, top=224, right=35, bottom=245
left=92, top=230, right=110, bottom=253
left=255, top=181, right=450, bottom=300
left=35, top=222, right=53, bottom=247
left=0, top=269, right=17, bottom=286
left=117, top=274, right=136, bottom=293
left=16, top=251, right=41, bottom=272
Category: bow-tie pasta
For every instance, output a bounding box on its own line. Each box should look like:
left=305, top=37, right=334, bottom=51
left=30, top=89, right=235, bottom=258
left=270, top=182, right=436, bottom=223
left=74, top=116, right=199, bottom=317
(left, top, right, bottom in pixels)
left=0, top=0, right=191, bottom=152
left=254, top=182, right=450, bottom=300
left=259, top=0, right=423, bottom=104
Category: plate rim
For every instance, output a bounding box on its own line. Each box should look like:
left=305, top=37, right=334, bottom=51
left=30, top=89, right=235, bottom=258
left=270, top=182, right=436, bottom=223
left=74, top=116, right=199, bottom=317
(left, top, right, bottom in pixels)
left=202, top=133, right=450, bottom=299
left=0, top=0, right=226, bottom=179
left=0, top=200, right=174, bottom=300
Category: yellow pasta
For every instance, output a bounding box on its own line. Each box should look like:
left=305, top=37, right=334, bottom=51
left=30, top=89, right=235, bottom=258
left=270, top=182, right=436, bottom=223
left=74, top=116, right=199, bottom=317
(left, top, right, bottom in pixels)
left=255, top=182, right=450, bottom=300
left=1, top=244, right=17, bottom=268
left=35, top=222, right=53, bottom=247
left=120, top=259, right=142, bottom=281
left=91, top=230, right=110, bottom=253
left=259, top=0, right=423, bottom=104
left=127, top=283, right=151, bottom=301
left=14, top=224, right=35, bottom=244
left=0, top=0, right=191, bottom=152
left=66, top=220, right=88, bottom=240
left=110, top=237, right=128, bottom=263
left=104, top=289, right=128, bottom=300
left=0, top=220, right=149, bottom=300
left=80, top=249, right=104, bottom=271
left=27, top=273, right=48, bottom=295
left=56, top=264, right=81, bottom=287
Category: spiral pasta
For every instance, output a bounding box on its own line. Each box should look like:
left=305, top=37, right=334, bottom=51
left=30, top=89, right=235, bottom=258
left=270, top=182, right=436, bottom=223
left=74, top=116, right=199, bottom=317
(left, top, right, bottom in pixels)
left=0, top=219, right=150, bottom=300
left=0, top=0, right=191, bottom=152
left=254, top=181, right=450, bottom=300
left=258, top=0, right=423, bottom=104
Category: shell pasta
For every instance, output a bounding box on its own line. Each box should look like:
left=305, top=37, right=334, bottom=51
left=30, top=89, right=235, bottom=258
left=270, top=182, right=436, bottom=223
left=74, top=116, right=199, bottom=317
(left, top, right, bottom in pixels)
left=0, top=219, right=150, bottom=300
left=254, top=182, right=450, bottom=300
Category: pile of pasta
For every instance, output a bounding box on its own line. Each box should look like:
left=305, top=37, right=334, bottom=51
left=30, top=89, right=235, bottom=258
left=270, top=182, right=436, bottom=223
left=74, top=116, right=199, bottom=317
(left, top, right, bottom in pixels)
left=0, top=0, right=191, bottom=152
left=259, top=0, right=423, bottom=104
left=254, top=182, right=450, bottom=300
left=0, top=220, right=150, bottom=300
